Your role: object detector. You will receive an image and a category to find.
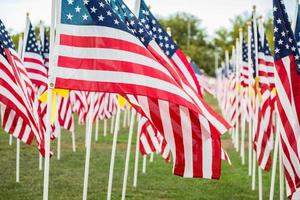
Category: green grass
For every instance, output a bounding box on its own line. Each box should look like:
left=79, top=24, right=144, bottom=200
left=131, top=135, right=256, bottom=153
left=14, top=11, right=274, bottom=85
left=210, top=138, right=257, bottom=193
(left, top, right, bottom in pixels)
left=0, top=95, right=282, bottom=199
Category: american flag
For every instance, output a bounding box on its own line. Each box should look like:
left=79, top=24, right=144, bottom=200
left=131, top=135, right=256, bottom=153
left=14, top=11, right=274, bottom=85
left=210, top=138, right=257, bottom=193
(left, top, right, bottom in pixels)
left=111, top=0, right=230, bottom=178
left=273, top=0, right=300, bottom=198
left=53, top=0, right=198, bottom=112
left=253, top=31, right=274, bottom=171
left=23, top=17, right=48, bottom=88
left=58, top=95, right=74, bottom=132
left=0, top=20, right=45, bottom=155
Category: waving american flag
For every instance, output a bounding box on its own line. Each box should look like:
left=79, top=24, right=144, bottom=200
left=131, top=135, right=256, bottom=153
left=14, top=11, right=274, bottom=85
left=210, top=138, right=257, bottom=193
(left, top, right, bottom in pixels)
left=273, top=0, right=300, bottom=198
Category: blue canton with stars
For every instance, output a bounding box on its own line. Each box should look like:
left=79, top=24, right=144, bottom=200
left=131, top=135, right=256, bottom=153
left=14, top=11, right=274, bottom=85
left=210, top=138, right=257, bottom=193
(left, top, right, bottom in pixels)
left=0, top=20, right=16, bottom=59
left=109, top=0, right=152, bottom=47
left=42, top=32, right=49, bottom=54
left=250, top=19, right=258, bottom=78
left=25, top=22, right=42, bottom=56
left=273, top=0, right=300, bottom=71
left=242, top=40, right=248, bottom=63
left=138, top=0, right=177, bottom=57
left=61, top=0, right=132, bottom=35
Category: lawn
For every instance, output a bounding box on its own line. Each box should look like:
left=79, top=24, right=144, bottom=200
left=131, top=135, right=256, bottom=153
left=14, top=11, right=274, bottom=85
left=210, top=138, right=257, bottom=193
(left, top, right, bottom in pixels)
left=0, top=95, right=282, bottom=200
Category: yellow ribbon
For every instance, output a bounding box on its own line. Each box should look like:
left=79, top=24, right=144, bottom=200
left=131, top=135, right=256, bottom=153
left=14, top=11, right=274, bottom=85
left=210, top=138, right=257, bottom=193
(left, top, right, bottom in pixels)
left=39, top=89, right=69, bottom=124
left=271, top=88, right=277, bottom=97
left=117, top=95, right=131, bottom=109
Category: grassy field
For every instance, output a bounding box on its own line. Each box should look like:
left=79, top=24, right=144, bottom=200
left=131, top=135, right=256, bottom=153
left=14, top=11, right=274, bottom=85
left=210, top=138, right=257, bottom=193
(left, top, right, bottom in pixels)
left=0, top=95, right=282, bottom=200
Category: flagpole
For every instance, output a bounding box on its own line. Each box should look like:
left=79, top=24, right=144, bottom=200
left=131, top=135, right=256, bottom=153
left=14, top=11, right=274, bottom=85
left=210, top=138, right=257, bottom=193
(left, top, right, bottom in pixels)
left=43, top=0, right=57, bottom=199
left=9, top=135, right=13, bottom=145
left=121, top=109, right=136, bottom=200
left=82, top=92, right=96, bottom=200
left=16, top=35, right=23, bottom=183
left=107, top=106, right=121, bottom=200
left=123, top=108, right=127, bottom=128
left=133, top=115, right=141, bottom=188
left=234, top=39, right=240, bottom=153
left=103, top=119, right=107, bottom=137
left=71, top=123, right=76, bottom=152
left=279, top=138, right=285, bottom=200
left=239, top=28, right=246, bottom=165
left=150, top=152, right=154, bottom=162
left=95, top=118, right=99, bottom=142
left=142, top=155, right=147, bottom=174
left=269, top=111, right=280, bottom=200
left=110, top=114, right=115, bottom=134
left=247, top=21, right=252, bottom=176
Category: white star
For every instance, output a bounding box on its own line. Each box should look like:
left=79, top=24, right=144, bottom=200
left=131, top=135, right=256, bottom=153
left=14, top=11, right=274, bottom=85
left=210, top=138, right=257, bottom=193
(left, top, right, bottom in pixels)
left=67, top=0, right=74, bottom=5
left=171, top=45, right=175, bottom=49
left=138, top=28, right=144, bottom=33
left=67, top=13, right=73, bottom=20
left=129, top=13, right=134, bottom=17
left=285, top=44, right=289, bottom=49
left=98, top=15, right=104, bottom=21
left=75, top=6, right=81, bottom=13
left=107, top=11, right=112, bottom=16
left=83, top=0, right=89, bottom=5
left=130, top=20, right=135, bottom=26
left=296, top=55, right=299, bottom=60
left=90, top=6, right=97, bottom=13
left=141, top=18, right=146, bottom=23
left=277, top=19, right=282, bottom=24
left=274, top=27, right=278, bottom=33
left=114, top=19, right=119, bottom=25
left=164, top=36, right=168, bottom=41
left=289, top=38, right=293, bottom=43
left=99, top=2, right=105, bottom=7
left=273, top=6, right=277, bottom=12
left=292, top=46, right=296, bottom=52
left=82, top=14, right=88, bottom=20
left=281, top=31, right=286, bottom=37
left=275, top=48, right=280, bottom=54
left=278, top=39, right=283, bottom=45
left=141, top=37, right=145, bottom=42
left=121, top=4, right=126, bottom=9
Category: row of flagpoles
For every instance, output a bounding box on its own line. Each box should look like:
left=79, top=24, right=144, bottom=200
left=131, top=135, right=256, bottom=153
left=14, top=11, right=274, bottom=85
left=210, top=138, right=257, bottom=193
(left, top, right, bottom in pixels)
left=215, top=1, right=300, bottom=199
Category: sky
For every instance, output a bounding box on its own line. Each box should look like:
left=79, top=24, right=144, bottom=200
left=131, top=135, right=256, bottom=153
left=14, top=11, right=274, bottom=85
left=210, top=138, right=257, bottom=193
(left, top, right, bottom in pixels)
left=0, top=0, right=297, bottom=36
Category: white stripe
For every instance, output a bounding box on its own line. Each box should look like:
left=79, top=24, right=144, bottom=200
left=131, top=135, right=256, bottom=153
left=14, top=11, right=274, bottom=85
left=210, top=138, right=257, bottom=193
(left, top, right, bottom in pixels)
left=180, top=106, right=193, bottom=177
left=57, top=24, right=144, bottom=48
left=140, top=134, right=152, bottom=154
left=199, top=115, right=213, bottom=178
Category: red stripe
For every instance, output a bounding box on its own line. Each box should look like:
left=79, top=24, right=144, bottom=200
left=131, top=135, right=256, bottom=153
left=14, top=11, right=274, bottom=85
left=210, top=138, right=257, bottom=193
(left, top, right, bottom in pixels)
left=59, top=34, right=153, bottom=60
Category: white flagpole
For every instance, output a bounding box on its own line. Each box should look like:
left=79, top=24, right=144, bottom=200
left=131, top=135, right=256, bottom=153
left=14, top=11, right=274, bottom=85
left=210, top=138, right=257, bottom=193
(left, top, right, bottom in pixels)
left=133, top=114, right=141, bottom=188
left=123, top=108, right=127, bottom=128
left=279, top=137, right=285, bottom=200
left=16, top=35, right=23, bottom=183
left=71, top=130, right=76, bottom=152
left=39, top=154, right=43, bottom=170
left=150, top=152, right=154, bottom=162
left=9, top=135, right=13, bottom=146
left=127, top=108, right=131, bottom=127
left=269, top=112, right=280, bottom=200
left=82, top=92, right=96, bottom=200
left=142, top=155, right=147, bottom=174
left=247, top=21, right=252, bottom=176
left=103, top=119, right=107, bottom=137
left=95, top=119, right=99, bottom=142
left=121, top=110, right=136, bottom=200
left=234, top=39, right=240, bottom=153
left=110, top=114, right=115, bottom=134
left=43, top=0, right=57, bottom=199
left=107, top=106, right=121, bottom=200
left=132, top=0, right=141, bottom=188
left=39, top=21, right=45, bottom=170
left=71, top=120, right=76, bottom=152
